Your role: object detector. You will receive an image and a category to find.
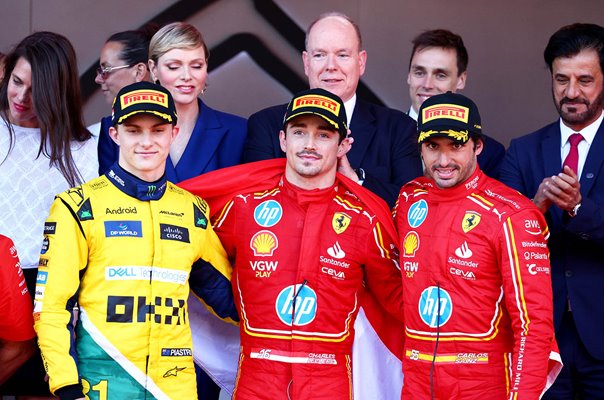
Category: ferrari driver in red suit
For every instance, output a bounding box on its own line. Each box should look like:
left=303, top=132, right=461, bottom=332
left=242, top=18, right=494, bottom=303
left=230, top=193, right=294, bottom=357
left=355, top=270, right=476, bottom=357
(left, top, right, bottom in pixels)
left=394, top=92, right=561, bottom=399
left=181, top=88, right=405, bottom=400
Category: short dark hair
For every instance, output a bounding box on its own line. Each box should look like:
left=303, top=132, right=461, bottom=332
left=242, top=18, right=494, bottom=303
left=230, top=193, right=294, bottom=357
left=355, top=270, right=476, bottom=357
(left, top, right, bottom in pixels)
left=106, top=23, right=159, bottom=66
left=544, top=23, right=604, bottom=73
left=409, top=29, right=468, bottom=75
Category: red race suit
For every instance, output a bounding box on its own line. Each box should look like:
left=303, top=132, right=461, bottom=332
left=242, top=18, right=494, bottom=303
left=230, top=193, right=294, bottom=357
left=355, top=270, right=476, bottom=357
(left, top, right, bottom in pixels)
left=180, top=159, right=404, bottom=400
left=0, top=234, right=35, bottom=341
left=393, top=168, right=561, bottom=400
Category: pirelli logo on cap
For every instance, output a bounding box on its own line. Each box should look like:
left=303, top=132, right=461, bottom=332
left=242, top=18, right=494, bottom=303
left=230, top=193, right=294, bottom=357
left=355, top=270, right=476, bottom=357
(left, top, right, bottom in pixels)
left=422, top=104, right=469, bottom=124
left=120, top=90, right=169, bottom=109
left=293, top=95, right=340, bottom=116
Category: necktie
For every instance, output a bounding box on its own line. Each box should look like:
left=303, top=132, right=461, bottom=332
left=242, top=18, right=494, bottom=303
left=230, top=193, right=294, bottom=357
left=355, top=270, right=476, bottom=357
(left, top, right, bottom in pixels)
left=563, top=133, right=584, bottom=174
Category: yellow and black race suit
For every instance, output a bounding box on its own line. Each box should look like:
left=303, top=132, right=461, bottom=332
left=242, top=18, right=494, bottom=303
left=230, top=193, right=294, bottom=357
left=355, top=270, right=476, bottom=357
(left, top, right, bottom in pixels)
left=34, top=164, right=237, bottom=400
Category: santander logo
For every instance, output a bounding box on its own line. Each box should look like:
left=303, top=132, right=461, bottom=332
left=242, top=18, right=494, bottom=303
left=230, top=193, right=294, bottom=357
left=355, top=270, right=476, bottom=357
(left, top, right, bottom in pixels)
left=454, top=241, right=473, bottom=259
left=327, top=241, right=346, bottom=259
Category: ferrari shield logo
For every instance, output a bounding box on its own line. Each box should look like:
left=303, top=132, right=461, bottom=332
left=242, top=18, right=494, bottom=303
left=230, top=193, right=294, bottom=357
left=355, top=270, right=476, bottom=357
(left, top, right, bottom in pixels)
left=332, top=212, right=351, bottom=234
left=462, top=211, right=481, bottom=233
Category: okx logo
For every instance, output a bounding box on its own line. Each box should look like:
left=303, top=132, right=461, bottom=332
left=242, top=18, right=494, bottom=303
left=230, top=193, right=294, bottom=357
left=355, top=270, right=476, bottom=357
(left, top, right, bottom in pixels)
left=275, top=284, right=317, bottom=326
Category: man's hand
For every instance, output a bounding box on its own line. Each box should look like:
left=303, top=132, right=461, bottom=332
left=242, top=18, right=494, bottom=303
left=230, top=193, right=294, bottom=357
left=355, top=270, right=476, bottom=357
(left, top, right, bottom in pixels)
left=337, top=134, right=359, bottom=182
left=533, top=177, right=554, bottom=213
left=337, top=154, right=360, bottom=182
left=536, top=165, right=582, bottom=213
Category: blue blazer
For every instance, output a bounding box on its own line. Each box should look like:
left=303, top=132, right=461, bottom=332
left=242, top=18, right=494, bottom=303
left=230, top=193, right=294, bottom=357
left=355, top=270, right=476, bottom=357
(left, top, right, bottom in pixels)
left=243, top=99, right=422, bottom=207
left=97, top=99, right=247, bottom=183
left=499, top=120, right=604, bottom=359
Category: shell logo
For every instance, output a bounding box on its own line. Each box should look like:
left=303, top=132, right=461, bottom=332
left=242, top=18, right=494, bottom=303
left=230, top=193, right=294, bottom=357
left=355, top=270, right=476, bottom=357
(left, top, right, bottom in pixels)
left=403, top=231, right=420, bottom=257
left=250, top=230, right=279, bottom=256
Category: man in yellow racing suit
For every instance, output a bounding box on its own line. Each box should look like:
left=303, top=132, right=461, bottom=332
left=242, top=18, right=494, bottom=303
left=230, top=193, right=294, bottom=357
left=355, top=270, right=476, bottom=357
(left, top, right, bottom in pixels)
left=33, top=82, right=237, bottom=400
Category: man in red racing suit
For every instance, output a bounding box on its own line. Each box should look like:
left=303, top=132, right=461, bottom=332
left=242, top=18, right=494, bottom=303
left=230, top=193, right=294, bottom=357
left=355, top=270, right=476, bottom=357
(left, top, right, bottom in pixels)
left=0, top=235, right=36, bottom=384
left=394, top=92, right=561, bottom=399
left=181, top=88, right=405, bottom=400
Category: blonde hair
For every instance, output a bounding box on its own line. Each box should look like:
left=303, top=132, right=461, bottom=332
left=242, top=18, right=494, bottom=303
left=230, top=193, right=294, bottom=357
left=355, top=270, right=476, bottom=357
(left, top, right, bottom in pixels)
left=149, top=22, right=208, bottom=62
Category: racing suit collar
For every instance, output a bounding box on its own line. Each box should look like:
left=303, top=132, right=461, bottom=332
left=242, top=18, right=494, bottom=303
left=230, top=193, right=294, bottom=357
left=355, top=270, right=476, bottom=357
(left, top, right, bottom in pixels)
left=280, top=176, right=337, bottom=208
left=106, top=162, right=167, bottom=201
left=426, top=166, right=486, bottom=201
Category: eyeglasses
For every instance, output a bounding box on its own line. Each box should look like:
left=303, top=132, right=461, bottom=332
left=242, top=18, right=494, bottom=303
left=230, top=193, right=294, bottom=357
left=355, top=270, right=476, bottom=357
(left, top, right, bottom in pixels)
left=96, top=64, right=132, bottom=79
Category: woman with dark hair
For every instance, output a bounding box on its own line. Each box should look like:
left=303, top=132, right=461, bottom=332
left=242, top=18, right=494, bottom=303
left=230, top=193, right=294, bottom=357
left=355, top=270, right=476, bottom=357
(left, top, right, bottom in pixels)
left=95, top=25, right=158, bottom=104
left=0, top=52, right=6, bottom=82
left=0, top=31, right=97, bottom=397
left=94, top=24, right=159, bottom=174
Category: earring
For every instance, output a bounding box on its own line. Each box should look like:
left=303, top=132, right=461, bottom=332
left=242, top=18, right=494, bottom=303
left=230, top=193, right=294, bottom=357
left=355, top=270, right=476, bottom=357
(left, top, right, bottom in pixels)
left=201, top=79, right=209, bottom=95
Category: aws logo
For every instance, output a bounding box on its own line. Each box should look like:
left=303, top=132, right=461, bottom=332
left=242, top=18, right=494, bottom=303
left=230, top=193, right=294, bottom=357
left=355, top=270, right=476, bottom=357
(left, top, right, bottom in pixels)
left=524, top=219, right=542, bottom=235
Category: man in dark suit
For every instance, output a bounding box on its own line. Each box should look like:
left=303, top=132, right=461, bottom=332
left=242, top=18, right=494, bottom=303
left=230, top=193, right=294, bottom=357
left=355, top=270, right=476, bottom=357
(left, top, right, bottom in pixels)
left=499, top=23, right=604, bottom=399
left=406, top=29, right=506, bottom=178
left=243, top=12, right=421, bottom=207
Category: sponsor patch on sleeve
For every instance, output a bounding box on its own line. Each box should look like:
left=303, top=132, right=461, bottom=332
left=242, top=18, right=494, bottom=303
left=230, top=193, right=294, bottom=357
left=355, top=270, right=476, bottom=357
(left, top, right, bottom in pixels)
left=44, top=222, right=56, bottom=235
left=161, top=348, right=193, bottom=357
left=36, top=271, right=48, bottom=285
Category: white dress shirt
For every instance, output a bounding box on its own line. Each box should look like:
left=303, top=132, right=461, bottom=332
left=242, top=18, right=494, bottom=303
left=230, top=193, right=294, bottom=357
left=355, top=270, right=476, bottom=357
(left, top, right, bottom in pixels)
left=559, top=112, right=603, bottom=179
left=408, top=107, right=419, bottom=122
left=344, top=95, right=356, bottom=127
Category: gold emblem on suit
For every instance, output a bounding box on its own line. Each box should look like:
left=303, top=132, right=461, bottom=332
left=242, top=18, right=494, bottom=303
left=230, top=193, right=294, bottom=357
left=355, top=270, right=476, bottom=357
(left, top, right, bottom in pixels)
left=332, top=212, right=351, bottom=234
left=462, top=211, right=481, bottom=233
